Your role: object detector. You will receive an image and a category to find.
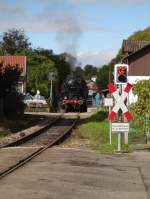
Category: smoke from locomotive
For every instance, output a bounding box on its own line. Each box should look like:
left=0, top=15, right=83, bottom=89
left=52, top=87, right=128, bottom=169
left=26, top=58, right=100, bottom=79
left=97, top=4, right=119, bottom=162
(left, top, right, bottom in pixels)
left=60, top=75, right=88, bottom=112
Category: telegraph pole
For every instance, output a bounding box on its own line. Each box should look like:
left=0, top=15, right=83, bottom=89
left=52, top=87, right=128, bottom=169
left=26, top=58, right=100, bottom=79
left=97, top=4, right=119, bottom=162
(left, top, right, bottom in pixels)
left=48, top=72, right=55, bottom=112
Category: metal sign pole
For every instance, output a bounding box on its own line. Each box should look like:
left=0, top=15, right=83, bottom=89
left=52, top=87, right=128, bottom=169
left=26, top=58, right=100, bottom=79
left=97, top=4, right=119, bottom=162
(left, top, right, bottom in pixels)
left=104, top=97, right=113, bottom=145
left=118, top=84, right=122, bottom=152
left=107, top=74, right=133, bottom=152
left=124, top=91, right=129, bottom=144
left=118, top=132, right=121, bottom=151
left=109, top=106, right=112, bottom=144
left=50, top=79, right=53, bottom=105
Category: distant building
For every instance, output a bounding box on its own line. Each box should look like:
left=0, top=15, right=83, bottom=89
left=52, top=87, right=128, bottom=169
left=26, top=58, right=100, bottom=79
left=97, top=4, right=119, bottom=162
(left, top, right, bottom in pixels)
left=85, top=80, right=98, bottom=96
left=121, top=40, right=150, bottom=103
left=0, top=56, right=26, bottom=93
left=85, top=80, right=98, bottom=105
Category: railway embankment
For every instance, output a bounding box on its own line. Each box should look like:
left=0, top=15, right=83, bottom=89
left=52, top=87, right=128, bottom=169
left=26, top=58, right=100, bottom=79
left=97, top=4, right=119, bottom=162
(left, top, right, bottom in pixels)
left=0, top=115, right=58, bottom=147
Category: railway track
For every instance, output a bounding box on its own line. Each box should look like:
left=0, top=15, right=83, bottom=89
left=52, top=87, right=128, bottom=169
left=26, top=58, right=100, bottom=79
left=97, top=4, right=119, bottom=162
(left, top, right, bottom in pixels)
left=0, top=116, right=79, bottom=179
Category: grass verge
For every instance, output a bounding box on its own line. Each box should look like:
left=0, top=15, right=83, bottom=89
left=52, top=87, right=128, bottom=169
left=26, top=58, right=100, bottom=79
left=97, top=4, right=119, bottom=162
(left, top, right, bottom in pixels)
left=129, top=115, right=146, bottom=144
left=76, top=111, right=129, bottom=153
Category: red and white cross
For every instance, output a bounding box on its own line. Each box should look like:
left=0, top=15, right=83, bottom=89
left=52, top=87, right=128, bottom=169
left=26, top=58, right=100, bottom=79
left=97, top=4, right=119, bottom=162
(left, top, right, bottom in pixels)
left=107, top=83, right=133, bottom=121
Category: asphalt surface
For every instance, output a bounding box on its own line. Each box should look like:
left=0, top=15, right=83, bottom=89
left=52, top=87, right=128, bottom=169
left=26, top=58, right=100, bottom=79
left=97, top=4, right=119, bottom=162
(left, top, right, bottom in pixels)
left=0, top=147, right=150, bottom=199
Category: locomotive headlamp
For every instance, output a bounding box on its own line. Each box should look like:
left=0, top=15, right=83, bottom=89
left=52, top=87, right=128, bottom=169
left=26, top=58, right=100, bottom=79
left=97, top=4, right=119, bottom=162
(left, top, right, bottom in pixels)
left=114, top=64, right=128, bottom=85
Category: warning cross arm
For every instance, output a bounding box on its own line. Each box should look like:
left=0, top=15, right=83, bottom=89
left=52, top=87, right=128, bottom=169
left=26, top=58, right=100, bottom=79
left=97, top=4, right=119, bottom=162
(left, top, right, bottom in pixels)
left=124, top=83, right=133, bottom=93
left=107, top=83, right=133, bottom=121
left=107, top=83, right=116, bottom=93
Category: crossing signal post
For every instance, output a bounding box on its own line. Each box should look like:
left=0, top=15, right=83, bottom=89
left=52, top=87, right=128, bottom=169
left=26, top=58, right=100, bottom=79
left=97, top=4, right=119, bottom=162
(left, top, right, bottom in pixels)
left=108, top=64, right=132, bottom=152
left=114, top=64, right=128, bottom=85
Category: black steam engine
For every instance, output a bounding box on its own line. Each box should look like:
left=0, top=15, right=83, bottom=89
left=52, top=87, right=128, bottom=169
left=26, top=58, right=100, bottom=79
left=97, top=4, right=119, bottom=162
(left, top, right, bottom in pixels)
left=60, top=75, right=88, bottom=112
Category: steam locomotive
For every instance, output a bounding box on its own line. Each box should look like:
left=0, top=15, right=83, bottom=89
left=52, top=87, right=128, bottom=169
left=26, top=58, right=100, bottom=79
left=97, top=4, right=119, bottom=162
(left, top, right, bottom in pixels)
left=60, top=75, right=88, bottom=112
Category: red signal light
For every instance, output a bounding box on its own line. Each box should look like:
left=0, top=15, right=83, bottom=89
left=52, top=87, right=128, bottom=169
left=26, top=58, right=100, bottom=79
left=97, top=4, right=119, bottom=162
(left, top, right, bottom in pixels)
left=114, top=64, right=128, bottom=85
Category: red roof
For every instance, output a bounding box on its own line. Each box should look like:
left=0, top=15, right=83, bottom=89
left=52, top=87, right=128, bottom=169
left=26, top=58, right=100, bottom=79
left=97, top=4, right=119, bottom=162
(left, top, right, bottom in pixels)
left=0, top=56, right=26, bottom=76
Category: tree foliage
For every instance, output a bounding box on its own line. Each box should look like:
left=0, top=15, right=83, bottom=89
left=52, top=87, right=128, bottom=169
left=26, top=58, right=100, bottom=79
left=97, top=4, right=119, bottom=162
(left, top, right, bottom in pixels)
left=132, top=80, right=150, bottom=118
left=27, top=50, right=72, bottom=101
left=128, top=27, right=150, bottom=41
left=96, top=66, right=109, bottom=91
left=27, top=51, right=55, bottom=97
left=4, top=92, right=25, bottom=118
left=0, top=28, right=72, bottom=112
left=96, top=53, right=123, bottom=91
left=50, top=54, right=71, bottom=90
left=73, top=66, right=84, bottom=78
left=84, top=64, right=97, bottom=80
left=0, top=28, right=31, bottom=55
left=0, top=63, right=23, bottom=118
left=0, top=63, right=22, bottom=97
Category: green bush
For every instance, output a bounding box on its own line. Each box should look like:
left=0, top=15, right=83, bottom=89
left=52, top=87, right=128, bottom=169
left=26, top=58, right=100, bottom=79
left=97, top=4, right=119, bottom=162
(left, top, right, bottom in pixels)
left=4, top=92, right=25, bottom=118
left=131, top=79, right=150, bottom=130
left=132, top=80, right=150, bottom=116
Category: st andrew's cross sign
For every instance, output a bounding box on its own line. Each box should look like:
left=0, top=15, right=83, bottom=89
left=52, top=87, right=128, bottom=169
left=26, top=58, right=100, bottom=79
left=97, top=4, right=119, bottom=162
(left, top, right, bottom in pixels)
left=107, top=83, right=133, bottom=121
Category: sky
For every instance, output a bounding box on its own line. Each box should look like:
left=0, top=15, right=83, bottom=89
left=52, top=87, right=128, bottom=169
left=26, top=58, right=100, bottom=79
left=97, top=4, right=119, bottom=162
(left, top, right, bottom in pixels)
left=0, top=0, right=150, bottom=67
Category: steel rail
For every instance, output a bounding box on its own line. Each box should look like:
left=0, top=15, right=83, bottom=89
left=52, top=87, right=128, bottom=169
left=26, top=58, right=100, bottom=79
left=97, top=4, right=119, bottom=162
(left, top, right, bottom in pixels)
left=0, top=116, right=61, bottom=148
left=0, top=116, right=79, bottom=180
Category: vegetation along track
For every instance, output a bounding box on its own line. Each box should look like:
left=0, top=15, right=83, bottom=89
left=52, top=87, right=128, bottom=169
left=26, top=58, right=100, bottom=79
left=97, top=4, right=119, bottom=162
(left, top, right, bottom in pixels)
left=0, top=116, right=79, bottom=179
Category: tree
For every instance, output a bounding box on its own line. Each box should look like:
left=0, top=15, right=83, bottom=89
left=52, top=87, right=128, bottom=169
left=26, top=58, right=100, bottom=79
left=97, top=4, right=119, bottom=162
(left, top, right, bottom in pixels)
left=132, top=80, right=150, bottom=118
left=27, top=52, right=55, bottom=97
left=34, top=48, right=53, bottom=58
left=0, top=28, right=31, bottom=55
left=73, top=66, right=84, bottom=78
left=96, top=66, right=109, bottom=91
left=128, top=27, right=150, bottom=41
left=84, top=64, right=97, bottom=80
left=0, top=63, right=22, bottom=118
left=50, top=54, right=72, bottom=90
left=131, top=80, right=150, bottom=131
left=0, top=63, right=22, bottom=95
left=96, top=52, right=123, bottom=90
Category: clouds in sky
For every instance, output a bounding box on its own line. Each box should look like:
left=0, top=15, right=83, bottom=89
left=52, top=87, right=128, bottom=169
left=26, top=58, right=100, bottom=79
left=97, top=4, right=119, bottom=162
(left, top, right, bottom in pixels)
left=74, top=0, right=149, bottom=5
left=77, top=48, right=119, bottom=67
left=1, top=0, right=148, bottom=33
left=0, top=0, right=149, bottom=66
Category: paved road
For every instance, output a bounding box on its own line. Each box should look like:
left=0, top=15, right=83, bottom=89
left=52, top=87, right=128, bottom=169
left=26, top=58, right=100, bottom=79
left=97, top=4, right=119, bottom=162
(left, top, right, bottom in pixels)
left=0, top=148, right=150, bottom=199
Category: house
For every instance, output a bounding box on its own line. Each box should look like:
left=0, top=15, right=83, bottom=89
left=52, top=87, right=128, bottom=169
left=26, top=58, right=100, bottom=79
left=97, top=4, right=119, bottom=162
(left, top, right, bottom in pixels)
left=85, top=80, right=98, bottom=105
left=122, top=40, right=150, bottom=57
left=85, top=80, right=98, bottom=96
left=121, top=40, right=150, bottom=103
left=0, top=56, right=26, bottom=93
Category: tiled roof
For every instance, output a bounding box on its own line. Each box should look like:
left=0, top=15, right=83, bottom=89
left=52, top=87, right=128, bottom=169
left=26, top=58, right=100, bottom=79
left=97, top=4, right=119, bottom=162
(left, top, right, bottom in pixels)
left=0, top=56, right=26, bottom=76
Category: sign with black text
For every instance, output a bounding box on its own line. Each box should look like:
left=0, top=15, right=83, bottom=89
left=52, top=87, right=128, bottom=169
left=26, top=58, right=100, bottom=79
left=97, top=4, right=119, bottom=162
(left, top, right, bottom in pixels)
left=112, top=123, right=129, bottom=133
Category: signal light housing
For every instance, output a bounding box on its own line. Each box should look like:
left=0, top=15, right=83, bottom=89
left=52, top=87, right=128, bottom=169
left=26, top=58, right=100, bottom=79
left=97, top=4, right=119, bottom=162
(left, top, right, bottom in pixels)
left=114, top=64, right=128, bottom=85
